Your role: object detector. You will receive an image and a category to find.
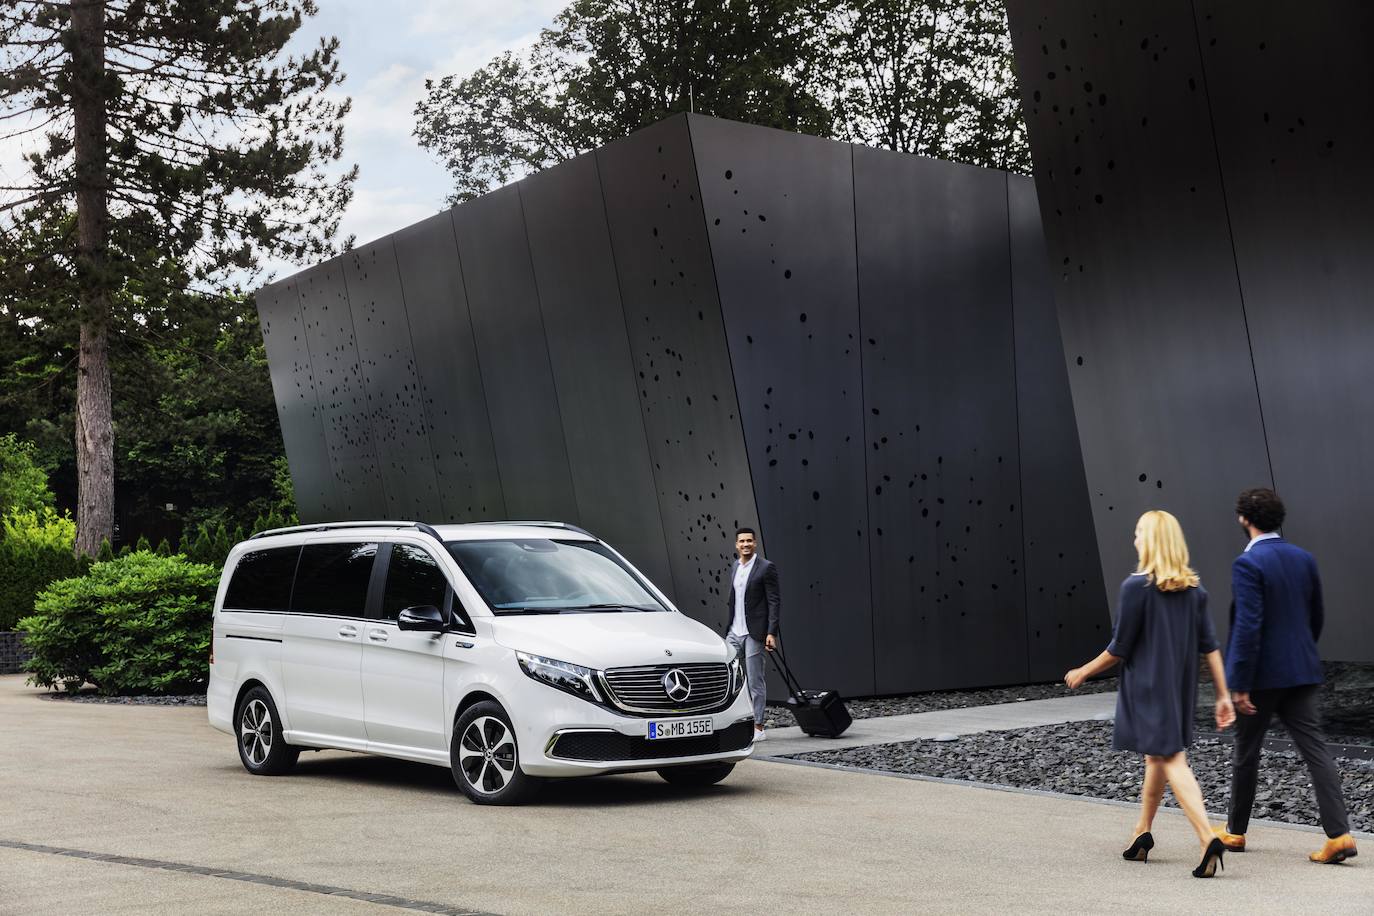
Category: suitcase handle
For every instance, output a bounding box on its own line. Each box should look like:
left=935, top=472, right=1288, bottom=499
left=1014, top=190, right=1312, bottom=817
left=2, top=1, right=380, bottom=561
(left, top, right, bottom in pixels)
left=765, top=639, right=807, bottom=702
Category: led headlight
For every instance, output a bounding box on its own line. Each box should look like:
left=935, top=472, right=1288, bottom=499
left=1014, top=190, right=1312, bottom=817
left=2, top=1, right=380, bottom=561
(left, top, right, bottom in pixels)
left=515, top=651, right=603, bottom=703
left=728, top=653, right=744, bottom=699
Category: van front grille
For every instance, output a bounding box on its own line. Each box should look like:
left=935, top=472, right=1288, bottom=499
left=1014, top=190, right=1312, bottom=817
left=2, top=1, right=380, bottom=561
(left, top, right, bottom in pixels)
left=601, top=663, right=731, bottom=714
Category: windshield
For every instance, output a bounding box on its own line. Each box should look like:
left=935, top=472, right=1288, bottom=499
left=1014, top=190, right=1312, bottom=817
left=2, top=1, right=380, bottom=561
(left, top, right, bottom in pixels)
left=445, top=539, right=669, bottom=614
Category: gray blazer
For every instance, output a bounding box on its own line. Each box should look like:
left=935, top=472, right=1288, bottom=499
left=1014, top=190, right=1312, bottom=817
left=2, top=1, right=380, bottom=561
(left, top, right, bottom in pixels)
left=725, top=557, right=781, bottom=641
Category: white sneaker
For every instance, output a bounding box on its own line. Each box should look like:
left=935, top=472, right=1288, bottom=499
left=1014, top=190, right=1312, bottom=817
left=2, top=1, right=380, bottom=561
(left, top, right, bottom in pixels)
left=753, top=728, right=767, bottom=742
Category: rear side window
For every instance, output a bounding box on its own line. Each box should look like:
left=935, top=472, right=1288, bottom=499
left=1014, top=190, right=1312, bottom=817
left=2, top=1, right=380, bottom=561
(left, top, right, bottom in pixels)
left=291, top=542, right=378, bottom=617
left=381, top=544, right=448, bottom=621
left=224, top=547, right=300, bottom=611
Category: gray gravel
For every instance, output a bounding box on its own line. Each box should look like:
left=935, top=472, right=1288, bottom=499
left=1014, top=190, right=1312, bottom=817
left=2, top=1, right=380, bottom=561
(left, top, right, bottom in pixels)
left=761, top=677, right=1119, bottom=729
left=39, top=692, right=207, bottom=706
left=787, top=719, right=1374, bottom=834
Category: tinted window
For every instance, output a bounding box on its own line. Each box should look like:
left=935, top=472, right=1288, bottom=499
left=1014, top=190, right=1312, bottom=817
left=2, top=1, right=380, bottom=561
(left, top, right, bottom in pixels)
left=291, top=542, right=378, bottom=617
left=381, top=544, right=448, bottom=621
left=224, top=547, right=300, bottom=611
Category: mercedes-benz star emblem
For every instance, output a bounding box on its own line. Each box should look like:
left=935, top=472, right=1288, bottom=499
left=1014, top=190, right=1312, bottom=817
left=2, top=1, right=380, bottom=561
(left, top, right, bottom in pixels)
left=662, top=668, right=692, bottom=703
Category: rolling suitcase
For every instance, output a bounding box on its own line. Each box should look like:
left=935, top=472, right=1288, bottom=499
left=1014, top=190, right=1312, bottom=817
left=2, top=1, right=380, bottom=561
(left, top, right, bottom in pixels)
left=768, top=647, right=852, bottom=738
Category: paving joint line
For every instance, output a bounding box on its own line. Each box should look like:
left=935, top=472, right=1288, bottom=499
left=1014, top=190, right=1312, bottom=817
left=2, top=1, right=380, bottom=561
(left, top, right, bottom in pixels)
left=751, top=755, right=1374, bottom=841
left=0, top=839, right=496, bottom=915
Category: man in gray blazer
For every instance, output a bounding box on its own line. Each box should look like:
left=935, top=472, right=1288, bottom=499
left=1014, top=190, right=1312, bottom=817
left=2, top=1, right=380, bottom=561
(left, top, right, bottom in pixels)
left=725, top=527, right=780, bottom=741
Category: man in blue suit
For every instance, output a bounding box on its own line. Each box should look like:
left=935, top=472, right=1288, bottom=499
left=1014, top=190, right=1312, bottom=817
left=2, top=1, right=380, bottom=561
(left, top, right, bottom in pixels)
left=1213, top=489, right=1357, bottom=864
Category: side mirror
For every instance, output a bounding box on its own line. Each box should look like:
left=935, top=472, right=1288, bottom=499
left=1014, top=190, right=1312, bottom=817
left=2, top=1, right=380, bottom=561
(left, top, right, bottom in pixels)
left=397, top=605, right=445, bottom=632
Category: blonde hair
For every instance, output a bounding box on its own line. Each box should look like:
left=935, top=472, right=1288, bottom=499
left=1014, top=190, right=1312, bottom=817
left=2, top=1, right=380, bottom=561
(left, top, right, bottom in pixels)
left=1134, top=510, right=1200, bottom=592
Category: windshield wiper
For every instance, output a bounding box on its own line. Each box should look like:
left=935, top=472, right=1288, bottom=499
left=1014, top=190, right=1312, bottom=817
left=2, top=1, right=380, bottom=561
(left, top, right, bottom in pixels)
left=560, top=603, right=656, bottom=612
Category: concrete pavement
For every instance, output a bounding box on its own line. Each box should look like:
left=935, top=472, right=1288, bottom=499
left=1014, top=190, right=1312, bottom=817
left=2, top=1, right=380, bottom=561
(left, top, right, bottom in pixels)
left=757, top=691, right=1119, bottom=756
left=0, top=675, right=1365, bottom=915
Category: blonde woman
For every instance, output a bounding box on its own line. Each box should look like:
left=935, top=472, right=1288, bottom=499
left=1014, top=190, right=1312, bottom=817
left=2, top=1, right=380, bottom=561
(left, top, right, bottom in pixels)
left=1065, top=510, right=1236, bottom=878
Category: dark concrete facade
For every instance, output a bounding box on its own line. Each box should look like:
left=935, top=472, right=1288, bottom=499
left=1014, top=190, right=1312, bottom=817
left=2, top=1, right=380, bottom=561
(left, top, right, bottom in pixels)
left=259, top=114, right=1106, bottom=696
left=1007, top=1, right=1374, bottom=662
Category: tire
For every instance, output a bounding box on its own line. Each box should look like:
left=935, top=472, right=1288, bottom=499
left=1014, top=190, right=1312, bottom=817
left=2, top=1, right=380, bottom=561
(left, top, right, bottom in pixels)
left=657, top=762, right=736, bottom=787
left=235, top=685, right=299, bottom=776
left=450, top=700, right=542, bottom=805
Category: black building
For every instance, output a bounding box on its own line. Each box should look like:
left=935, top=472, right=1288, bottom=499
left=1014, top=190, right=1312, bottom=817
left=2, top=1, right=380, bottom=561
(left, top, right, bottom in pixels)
left=258, top=114, right=1106, bottom=697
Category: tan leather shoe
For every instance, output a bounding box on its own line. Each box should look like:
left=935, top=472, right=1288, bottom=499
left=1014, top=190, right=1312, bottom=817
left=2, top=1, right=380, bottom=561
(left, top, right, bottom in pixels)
left=1309, top=834, right=1358, bottom=864
left=1213, top=825, right=1246, bottom=852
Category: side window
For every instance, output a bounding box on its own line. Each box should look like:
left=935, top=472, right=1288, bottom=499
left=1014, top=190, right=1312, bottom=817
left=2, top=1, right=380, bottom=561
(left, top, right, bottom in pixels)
left=380, top=544, right=448, bottom=621
left=291, top=542, right=378, bottom=617
left=224, top=547, right=300, bottom=611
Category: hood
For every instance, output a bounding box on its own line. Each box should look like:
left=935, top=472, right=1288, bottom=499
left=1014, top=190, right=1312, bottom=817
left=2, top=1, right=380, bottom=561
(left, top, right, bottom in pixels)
left=491, top=611, right=728, bottom=669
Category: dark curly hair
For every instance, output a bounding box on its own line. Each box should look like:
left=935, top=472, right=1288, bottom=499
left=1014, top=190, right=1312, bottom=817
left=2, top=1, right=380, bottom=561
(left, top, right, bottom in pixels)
left=1236, top=488, right=1285, bottom=533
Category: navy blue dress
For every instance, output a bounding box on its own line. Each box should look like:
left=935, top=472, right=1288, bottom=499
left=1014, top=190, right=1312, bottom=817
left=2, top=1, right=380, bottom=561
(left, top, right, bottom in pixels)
left=1107, top=574, right=1219, bottom=757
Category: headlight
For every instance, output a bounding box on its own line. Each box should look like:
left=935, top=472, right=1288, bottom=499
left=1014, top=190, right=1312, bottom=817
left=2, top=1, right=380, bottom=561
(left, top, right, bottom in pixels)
left=516, top=651, right=603, bottom=703
left=728, top=653, right=744, bottom=699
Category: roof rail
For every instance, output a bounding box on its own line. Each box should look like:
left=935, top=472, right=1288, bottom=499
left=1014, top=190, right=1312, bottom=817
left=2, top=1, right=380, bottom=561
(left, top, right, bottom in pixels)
left=466, top=520, right=594, bottom=537
left=249, top=520, right=444, bottom=545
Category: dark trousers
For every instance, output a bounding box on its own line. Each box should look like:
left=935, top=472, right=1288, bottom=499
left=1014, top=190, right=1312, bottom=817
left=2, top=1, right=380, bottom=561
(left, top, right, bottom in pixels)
left=1228, top=684, right=1349, bottom=838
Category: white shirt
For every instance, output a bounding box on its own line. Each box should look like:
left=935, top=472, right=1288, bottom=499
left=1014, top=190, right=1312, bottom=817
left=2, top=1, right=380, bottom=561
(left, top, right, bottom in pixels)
left=1245, top=531, right=1281, bottom=552
left=730, top=557, right=756, bottom=639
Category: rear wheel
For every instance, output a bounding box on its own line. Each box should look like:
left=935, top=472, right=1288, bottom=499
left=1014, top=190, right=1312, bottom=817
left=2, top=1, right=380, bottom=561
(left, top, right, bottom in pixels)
left=657, top=762, right=735, bottom=787
left=235, top=686, right=299, bottom=776
left=450, top=700, right=542, bottom=805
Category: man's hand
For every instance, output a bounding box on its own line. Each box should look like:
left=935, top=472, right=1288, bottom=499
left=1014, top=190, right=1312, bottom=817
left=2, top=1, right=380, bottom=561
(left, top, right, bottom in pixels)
left=1064, top=667, right=1086, bottom=689
left=1215, top=695, right=1236, bottom=730
left=1232, top=691, right=1257, bottom=715
left=765, top=634, right=776, bottom=652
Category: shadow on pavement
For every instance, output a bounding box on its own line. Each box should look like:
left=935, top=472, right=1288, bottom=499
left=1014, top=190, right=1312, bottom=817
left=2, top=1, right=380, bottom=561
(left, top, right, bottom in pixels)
left=278, top=752, right=756, bottom=807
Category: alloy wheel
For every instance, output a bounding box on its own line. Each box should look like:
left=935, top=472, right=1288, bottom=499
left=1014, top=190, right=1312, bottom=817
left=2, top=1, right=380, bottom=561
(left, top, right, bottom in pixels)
left=458, top=715, right=517, bottom=794
left=240, top=698, right=272, bottom=767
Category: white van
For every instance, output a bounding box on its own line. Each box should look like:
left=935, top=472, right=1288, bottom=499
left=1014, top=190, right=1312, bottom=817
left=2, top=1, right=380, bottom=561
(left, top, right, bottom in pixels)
left=207, top=521, right=754, bottom=804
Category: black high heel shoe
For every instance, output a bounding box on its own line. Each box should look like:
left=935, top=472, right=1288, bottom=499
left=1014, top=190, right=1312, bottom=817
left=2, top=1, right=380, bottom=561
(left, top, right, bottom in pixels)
left=1122, top=832, right=1154, bottom=862
left=1193, top=838, right=1226, bottom=878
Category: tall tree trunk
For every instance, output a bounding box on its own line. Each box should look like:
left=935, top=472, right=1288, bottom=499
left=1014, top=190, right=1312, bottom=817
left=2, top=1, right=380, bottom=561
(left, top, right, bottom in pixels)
left=71, top=0, right=114, bottom=557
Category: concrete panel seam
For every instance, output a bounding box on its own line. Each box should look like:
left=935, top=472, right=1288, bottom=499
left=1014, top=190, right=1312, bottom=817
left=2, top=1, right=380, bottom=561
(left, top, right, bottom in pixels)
left=589, top=147, right=681, bottom=602
left=1187, top=0, right=1278, bottom=496
left=683, top=113, right=765, bottom=548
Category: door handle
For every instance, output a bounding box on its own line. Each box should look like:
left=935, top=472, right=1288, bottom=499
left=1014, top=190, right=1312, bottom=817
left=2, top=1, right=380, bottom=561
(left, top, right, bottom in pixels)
left=367, top=629, right=388, bottom=643
left=453, top=639, right=474, bottom=649
left=338, top=625, right=358, bottom=638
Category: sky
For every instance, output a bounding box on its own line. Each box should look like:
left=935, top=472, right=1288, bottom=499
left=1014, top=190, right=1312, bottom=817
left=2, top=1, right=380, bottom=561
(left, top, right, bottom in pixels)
left=0, top=0, right=567, bottom=284
left=274, top=0, right=567, bottom=276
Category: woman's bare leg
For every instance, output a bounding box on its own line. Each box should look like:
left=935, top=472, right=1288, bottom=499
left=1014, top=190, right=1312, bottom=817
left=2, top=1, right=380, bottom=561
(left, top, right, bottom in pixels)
left=1158, top=751, right=1215, bottom=850
left=1134, top=755, right=1167, bottom=837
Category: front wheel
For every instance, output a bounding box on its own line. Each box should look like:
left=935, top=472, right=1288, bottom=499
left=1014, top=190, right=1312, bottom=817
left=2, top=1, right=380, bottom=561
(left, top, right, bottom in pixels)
left=657, top=762, right=735, bottom=787
left=450, top=701, right=542, bottom=805
left=235, top=685, right=299, bottom=776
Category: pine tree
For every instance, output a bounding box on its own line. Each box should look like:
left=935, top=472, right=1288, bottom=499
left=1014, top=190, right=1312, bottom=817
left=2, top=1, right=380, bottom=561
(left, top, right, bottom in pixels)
left=0, top=2, right=356, bottom=555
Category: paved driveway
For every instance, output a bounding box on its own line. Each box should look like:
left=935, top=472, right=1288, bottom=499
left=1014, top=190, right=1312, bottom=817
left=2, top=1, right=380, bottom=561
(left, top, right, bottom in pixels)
left=0, top=675, right=1365, bottom=915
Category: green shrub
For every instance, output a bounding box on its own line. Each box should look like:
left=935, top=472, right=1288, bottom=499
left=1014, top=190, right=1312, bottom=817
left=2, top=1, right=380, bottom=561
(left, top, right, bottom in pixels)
left=0, top=508, right=88, bottom=630
left=0, top=433, right=54, bottom=516
left=19, top=551, right=219, bottom=695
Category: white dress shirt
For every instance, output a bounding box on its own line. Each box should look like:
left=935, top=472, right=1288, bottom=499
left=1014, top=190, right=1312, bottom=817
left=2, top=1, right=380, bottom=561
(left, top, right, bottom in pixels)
left=1245, top=531, right=1281, bottom=552
left=731, top=557, right=755, bottom=639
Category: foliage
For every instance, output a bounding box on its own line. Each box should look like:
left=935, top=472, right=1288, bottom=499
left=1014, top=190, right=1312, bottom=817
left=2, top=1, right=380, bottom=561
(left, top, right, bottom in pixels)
left=820, top=0, right=1029, bottom=171
left=0, top=0, right=354, bottom=553
left=415, top=0, right=832, bottom=203
left=19, top=551, right=219, bottom=695
left=0, top=433, right=54, bottom=516
left=0, top=508, right=88, bottom=631
left=414, top=0, right=1029, bottom=201
left=180, top=508, right=294, bottom=568
left=0, top=266, right=296, bottom=543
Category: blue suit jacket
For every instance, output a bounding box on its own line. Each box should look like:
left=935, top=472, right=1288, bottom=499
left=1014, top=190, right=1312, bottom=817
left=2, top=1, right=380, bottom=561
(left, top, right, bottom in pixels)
left=1225, top=536, right=1325, bottom=692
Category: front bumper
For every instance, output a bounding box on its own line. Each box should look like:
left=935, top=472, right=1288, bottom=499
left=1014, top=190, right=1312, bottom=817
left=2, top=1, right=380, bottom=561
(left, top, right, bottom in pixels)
left=503, top=673, right=756, bottom=777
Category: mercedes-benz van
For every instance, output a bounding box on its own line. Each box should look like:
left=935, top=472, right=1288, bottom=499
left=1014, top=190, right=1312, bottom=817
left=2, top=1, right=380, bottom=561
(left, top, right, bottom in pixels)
left=207, top=521, right=754, bottom=804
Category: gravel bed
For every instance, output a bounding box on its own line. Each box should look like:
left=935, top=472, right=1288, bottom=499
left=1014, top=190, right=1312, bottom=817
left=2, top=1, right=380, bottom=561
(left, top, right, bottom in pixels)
left=39, top=692, right=207, bottom=706
left=787, top=719, right=1374, bottom=834
left=760, top=677, right=1119, bottom=730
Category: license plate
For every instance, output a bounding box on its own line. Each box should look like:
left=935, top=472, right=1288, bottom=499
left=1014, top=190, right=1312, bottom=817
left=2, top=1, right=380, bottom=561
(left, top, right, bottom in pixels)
left=646, top=717, right=714, bottom=740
